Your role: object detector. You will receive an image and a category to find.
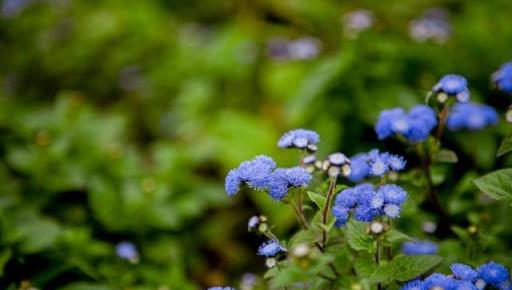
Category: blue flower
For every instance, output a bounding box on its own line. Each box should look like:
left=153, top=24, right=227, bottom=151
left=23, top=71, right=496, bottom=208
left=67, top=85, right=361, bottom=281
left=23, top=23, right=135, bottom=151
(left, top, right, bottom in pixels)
left=447, top=103, right=498, bottom=131
left=278, top=129, right=320, bottom=149
left=248, top=216, right=260, bottom=231
left=208, top=287, right=236, bottom=290
left=455, top=280, right=478, bottom=290
left=369, top=156, right=389, bottom=176
left=492, top=62, right=512, bottom=93
left=332, top=206, right=350, bottom=226
left=498, top=279, right=512, bottom=290
left=225, top=155, right=276, bottom=196
left=400, top=279, right=425, bottom=290
left=477, top=262, right=510, bottom=286
left=379, top=184, right=408, bottom=205
left=433, top=74, right=470, bottom=102
left=423, top=273, right=458, bottom=290
left=347, top=154, right=370, bottom=182
left=257, top=240, right=286, bottom=257
left=116, top=241, right=138, bottom=261
left=402, top=240, right=438, bottom=255
left=376, top=105, right=437, bottom=142
left=388, top=155, right=406, bottom=171
left=267, top=167, right=312, bottom=200
left=383, top=203, right=401, bottom=218
left=451, top=263, right=479, bottom=282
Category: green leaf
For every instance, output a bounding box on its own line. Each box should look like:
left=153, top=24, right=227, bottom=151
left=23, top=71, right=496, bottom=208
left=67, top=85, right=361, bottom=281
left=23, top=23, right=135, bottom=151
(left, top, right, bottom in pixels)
left=474, top=169, right=512, bottom=202
left=354, top=256, right=377, bottom=277
left=432, top=149, right=458, bottom=163
left=0, top=248, right=12, bottom=277
left=384, top=229, right=412, bottom=244
left=307, top=191, right=326, bottom=209
left=451, top=226, right=471, bottom=243
left=346, top=220, right=373, bottom=252
left=497, top=136, right=512, bottom=157
left=369, top=255, right=443, bottom=284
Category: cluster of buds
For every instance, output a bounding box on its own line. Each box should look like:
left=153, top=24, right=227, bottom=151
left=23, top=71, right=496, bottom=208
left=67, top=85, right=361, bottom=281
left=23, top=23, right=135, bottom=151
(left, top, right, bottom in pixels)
left=248, top=215, right=268, bottom=234
left=313, top=152, right=352, bottom=178
left=367, top=220, right=389, bottom=236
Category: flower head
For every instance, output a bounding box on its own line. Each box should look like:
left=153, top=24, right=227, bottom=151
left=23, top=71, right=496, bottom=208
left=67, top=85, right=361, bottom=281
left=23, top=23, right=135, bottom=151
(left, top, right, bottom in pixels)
left=492, top=61, right=512, bottom=93
left=424, top=273, right=458, bottom=290
left=477, top=261, right=510, bottom=286
left=248, top=216, right=260, bottom=231
left=375, top=105, right=437, bottom=142
left=225, top=155, right=276, bottom=196
left=402, top=240, right=438, bottom=255
left=257, top=240, right=286, bottom=257
left=116, top=241, right=138, bottom=261
left=451, top=263, right=479, bottom=281
left=447, top=103, right=498, bottom=131
left=347, top=150, right=406, bottom=182
left=432, top=74, right=470, bottom=102
left=278, top=129, right=320, bottom=149
left=208, top=287, right=236, bottom=290
left=267, top=167, right=311, bottom=200
left=400, top=279, right=425, bottom=290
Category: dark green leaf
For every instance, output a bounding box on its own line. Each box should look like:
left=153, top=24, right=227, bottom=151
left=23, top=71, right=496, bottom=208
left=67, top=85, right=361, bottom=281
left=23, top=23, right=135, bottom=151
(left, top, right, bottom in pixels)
left=497, top=136, right=512, bottom=157
left=433, top=149, right=458, bottom=163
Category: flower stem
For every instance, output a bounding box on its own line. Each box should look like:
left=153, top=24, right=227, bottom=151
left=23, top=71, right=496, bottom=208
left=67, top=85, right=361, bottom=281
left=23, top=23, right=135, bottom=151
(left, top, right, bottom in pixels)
left=435, top=103, right=450, bottom=141
left=376, top=240, right=382, bottom=290
left=321, top=177, right=337, bottom=248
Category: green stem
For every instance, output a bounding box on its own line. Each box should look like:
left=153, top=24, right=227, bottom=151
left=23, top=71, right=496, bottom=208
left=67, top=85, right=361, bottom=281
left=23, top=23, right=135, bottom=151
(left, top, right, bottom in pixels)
left=376, top=240, right=382, bottom=290
left=435, top=103, right=450, bottom=141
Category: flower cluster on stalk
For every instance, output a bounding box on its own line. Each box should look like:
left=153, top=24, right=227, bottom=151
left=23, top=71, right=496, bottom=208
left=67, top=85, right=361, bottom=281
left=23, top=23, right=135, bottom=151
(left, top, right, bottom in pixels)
left=348, top=149, right=406, bottom=182
left=375, top=105, right=437, bottom=142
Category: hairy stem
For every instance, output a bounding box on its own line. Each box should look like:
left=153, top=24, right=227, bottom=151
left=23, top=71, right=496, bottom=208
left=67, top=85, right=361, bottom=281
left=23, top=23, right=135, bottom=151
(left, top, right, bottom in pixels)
left=435, top=103, right=450, bottom=140
left=321, top=177, right=338, bottom=248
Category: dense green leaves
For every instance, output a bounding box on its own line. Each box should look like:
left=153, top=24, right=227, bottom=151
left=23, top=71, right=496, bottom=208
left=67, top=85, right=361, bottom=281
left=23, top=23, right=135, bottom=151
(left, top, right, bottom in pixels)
left=369, top=255, right=443, bottom=284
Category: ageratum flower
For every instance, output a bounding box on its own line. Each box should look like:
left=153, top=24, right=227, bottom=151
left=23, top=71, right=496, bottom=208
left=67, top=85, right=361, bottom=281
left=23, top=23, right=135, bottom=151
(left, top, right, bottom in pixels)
left=447, top=103, right=498, bottom=131
left=477, top=261, right=510, bottom=286
left=451, top=263, right=479, bottom=281
left=278, top=129, right=320, bottom=149
left=400, top=279, right=425, bottom=290
left=402, top=240, right=438, bottom=255
left=375, top=105, right=437, bottom=142
left=208, top=287, right=236, bottom=290
left=257, top=240, right=286, bottom=257
left=267, top=167, right=312, bottom=200
left=225, top=155, right=276, bottom=196
left=492, top=61, right=512, bottom=93
left=248, top=216, right=260, bottom=231
left=432, top=74, right=470, bottom=102
left=332, top=183, right=408, bottom=226
left=347, top=150, right=406, bottom=182
left=423, top=273, right=458, bottom=290
left=116, top=241, right=138, bottom=261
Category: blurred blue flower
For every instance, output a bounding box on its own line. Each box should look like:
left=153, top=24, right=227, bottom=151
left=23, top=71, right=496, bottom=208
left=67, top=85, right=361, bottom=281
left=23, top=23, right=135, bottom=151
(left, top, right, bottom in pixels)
left=402, top=240, right=438, bottom=255
left=492, top=61, right=512, bottom=93
left=375, top=105, right=437, bottom=142
left=347, top=150, right=406, bottom=182
left=400, top=279, right=424, bottom=290
left=267, top=167, right=311, bottom=200
left=208, top=287, right=236, bottom=290
left=379, top=184, right=408, bottom=205
left=432, top=74, right=470, bottom=102
left=278, top=129, right=320, bottom=149
left=248, top=216, right=259, bottom=231
left=477, top=261, right=510, bottom=286
left=116, top=241, right=138, bottom=261
left=451, top=263, right=479, bottom=281
left=423, top=273, right=458, bottom=290
left=257, top=240, right=286, bottom=257
left=409, top=8, right=451, bottom=44
left=225, top=155, right=276, bottom=196
left=447, top=103, right=498, bottom=131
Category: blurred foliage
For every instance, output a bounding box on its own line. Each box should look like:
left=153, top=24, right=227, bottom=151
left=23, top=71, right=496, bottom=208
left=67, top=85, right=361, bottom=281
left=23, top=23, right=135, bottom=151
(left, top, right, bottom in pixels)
left=0, top=0, right=512, bottom=289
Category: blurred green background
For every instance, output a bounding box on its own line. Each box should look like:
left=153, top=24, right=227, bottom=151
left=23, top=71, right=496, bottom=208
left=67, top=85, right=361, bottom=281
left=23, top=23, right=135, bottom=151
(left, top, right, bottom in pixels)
left=1, top=0, right=512, bottom=289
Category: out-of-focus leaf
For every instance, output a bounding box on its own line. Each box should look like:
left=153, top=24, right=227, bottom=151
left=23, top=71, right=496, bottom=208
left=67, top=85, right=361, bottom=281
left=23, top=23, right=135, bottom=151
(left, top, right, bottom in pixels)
left=474, top=169, right=512, bottom=202
left=369, top=255, right=443, bottom=284
left=497, top=136, right=512, bottom=157
left=307, top=191, right=326, bottom=209
left=433, top=149, right=458, bottom=163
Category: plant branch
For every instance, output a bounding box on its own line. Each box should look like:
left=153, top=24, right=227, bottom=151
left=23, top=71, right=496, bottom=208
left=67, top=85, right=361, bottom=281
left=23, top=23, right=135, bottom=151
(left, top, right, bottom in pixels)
left=321, top=177, right=337, bottom=248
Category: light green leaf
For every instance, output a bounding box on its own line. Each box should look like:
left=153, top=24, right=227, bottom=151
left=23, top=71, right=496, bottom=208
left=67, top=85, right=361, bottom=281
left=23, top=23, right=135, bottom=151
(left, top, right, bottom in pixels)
left=474, top=169, right=512, bottom=202
left=369, top=255, right=443, bottom=284
left=385, top=229, right=412, bottom=244
left=307, top=191, right=326, bottom=209
left=497, top=136, right=512, bottom=157
left=433, top=149, right=458, bottom=163
left=346, top=220, right=373, bottom=252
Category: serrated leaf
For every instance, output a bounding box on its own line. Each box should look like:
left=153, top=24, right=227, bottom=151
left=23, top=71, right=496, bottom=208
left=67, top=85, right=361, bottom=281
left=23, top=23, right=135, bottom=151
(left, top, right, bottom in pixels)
left=433, top=149, right=458, bottom=163
left=346, top=220, right=374, bottom=252
left=497, top=136, right=512, bottom=157
left=307, top=191, right=326, bottom=209
left=474, top=169, right=512, bottom=202
left=369, top=255, right=443, bottom=284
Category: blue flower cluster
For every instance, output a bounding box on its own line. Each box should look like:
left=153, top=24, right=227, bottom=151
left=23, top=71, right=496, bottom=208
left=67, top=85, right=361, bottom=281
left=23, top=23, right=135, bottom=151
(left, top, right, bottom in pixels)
left=208, top=287, right=236, bottom=290
left=375, top=105, right=437, bottom=143
left=348, top=149, right=406, bottom=182
left=401, top=240, right=438, bottom=255
left=332, top=183, right=408, bottom=226
left=116, top=241, right=138, bottom=261
left=278, top=129, right=320, bottom=149
left=432, top=74, right=470, bottom=103
left=401, top=261, right=511, bottom=290
left=447, top=103, right=499, bottom=131
left=493, top=61, right=512, bottom=93
left=257, top=240, right=286, bottom=257
left=225, top=155, right=311, bottom=200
